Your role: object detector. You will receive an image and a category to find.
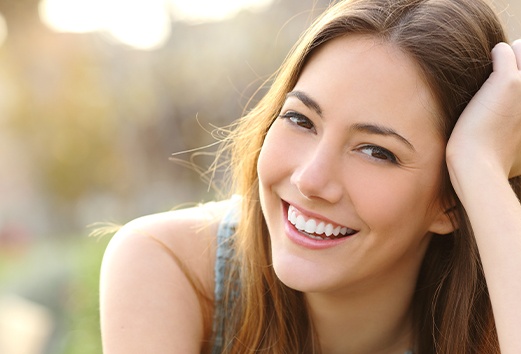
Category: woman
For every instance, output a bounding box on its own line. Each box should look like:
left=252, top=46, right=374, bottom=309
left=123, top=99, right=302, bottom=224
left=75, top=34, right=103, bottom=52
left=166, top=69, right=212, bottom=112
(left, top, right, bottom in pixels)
left=100, top=0, right=521, bottom=353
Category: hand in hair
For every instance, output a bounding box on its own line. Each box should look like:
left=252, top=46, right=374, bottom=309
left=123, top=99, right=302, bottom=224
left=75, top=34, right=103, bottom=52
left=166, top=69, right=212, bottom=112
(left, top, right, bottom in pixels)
left=446, top=39, right=521, bottom=354
left=447, top=40, right=521, bottom=181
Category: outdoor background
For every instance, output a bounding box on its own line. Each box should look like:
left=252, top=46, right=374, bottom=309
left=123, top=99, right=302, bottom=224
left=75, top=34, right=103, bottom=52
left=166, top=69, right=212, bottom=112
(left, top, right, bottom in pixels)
left=0, top=0, right=519, bottom=353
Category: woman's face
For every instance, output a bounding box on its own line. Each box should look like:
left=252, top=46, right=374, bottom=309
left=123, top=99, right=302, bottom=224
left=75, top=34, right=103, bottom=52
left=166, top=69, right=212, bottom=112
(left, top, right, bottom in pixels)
left=257, top=35, right=454, bottom=295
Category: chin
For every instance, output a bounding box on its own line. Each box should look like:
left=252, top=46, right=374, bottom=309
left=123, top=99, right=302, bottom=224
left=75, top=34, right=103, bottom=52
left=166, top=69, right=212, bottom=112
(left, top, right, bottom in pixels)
left=270, top=247, right=344, bottom=293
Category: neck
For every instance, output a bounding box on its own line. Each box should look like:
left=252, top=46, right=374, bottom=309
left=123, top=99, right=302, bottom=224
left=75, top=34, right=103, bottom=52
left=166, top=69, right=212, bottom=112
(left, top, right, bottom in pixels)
left=305, top=274, right=417, bottom=354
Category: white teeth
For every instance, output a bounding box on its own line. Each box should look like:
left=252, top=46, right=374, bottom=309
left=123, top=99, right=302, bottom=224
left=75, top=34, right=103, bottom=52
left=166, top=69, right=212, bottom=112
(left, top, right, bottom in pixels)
left=316, top=222, right=325, bottom=235
left=287, top=204, right=354, bottom=238
left=324, top=224, right=333, bottom=236
left=290, top=210, right=297, bottom=225
left=296, top=215, right=306, bottom=230
left=305, top=233, right=324, bottom=241
left=305, top=219, right=316, bottom=233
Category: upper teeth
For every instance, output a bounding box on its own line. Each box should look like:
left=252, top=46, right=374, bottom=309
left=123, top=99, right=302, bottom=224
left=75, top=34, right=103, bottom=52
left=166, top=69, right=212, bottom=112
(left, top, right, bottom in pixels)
left=288, top=205, right=350, bottom=237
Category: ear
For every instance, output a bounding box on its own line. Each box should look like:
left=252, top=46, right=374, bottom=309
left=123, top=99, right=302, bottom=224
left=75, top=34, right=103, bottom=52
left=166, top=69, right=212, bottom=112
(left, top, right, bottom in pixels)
left=428, top=205, right=458, bottom=235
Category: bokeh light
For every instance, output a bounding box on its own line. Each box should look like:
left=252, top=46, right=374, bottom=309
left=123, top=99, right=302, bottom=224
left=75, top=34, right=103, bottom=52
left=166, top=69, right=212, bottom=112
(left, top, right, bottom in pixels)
left=169, top=0, right=275, bottom=24
left=39, top=0, right=171, bottom=50
left=0, top=13, right=8, bottom=48
left=38, top=0, right=276, bottom=50
left=38, top=0, right=105, bottom=33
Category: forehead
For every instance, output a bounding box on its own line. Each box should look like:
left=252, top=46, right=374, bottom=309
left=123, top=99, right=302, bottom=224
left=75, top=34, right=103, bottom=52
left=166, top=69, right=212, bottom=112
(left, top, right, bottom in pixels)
left=294, top=35, right=442, bottom=139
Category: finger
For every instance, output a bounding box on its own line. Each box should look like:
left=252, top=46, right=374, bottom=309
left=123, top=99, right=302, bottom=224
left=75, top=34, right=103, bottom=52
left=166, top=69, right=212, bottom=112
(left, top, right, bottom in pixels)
left=512, top=39, right=521, bottom=70
left=491, top=42, right=518, bottom=74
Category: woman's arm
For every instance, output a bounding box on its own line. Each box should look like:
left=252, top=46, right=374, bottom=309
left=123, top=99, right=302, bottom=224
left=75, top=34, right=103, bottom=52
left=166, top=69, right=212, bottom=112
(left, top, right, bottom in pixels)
left=446, top=41, right=521, bottom=354
left=99, top=201, right=227, bottom=353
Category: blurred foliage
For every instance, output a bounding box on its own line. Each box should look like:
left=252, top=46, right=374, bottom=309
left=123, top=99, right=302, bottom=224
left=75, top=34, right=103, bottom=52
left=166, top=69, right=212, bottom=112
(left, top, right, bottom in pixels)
left=61, top=236, right=109, bottom=354
left=0, top=233, right=109, bottom=354
left=0, top=0, right=332, bottom=236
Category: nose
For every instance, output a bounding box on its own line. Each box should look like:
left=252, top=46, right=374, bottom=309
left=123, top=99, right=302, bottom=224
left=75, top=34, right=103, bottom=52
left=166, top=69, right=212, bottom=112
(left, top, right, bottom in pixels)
left=290, top=145, right=343, bottom=203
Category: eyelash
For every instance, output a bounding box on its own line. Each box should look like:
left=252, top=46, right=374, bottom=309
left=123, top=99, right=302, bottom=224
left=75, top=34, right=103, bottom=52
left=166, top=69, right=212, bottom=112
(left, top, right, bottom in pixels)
left=279, top=110, right=398, bottom=165
left=279, top=111, right=316, bottom=132
left=357, top=145, right=398, bottom=164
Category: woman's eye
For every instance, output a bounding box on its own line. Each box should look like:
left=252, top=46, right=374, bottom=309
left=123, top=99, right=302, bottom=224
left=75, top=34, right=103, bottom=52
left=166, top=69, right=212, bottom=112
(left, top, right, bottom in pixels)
left=279, top=111, right=315, bottom=131
left=358, top=145, right=398, bottom=164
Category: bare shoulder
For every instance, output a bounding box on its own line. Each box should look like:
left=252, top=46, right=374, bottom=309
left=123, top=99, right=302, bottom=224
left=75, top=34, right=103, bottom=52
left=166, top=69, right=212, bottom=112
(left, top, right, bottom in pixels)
left=100, top=198, right=236, bottom=354
left=106, top=198, right=233, bottom=289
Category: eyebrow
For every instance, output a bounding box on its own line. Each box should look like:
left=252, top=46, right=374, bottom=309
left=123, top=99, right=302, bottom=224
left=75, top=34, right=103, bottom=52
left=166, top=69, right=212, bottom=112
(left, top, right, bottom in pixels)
left=286, top=90, right=323, bottom=116
left=350, top=123, right=416, bottom=151
left=286, top=90, right=415, bottom=151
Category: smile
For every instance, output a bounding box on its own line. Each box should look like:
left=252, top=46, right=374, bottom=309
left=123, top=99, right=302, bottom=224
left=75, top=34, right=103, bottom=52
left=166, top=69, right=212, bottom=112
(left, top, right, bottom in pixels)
left=287, top=204, right=358, bottom=240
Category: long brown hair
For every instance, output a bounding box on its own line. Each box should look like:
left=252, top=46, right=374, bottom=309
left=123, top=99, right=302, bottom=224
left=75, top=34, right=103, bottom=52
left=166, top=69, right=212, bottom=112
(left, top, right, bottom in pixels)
left=216, top=0, right=519, bottom=352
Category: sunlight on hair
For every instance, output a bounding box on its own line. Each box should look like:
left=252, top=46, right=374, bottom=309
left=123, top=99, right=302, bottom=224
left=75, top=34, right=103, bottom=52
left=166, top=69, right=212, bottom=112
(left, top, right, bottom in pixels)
left=38, top=0, right=274, bottom=50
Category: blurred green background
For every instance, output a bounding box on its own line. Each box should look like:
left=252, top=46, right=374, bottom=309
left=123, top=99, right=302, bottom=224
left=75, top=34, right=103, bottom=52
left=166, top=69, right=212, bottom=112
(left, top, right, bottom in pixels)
left=0, top=0, right=519, bottom=353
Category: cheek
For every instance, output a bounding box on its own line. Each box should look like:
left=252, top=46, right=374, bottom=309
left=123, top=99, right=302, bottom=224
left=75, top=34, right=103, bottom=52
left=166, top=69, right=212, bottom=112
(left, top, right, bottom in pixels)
left=257, top=121, right=295, bottom=187
left=257, top=130, right=276, bottom=188
left=344, top=163, right=441, bottom=230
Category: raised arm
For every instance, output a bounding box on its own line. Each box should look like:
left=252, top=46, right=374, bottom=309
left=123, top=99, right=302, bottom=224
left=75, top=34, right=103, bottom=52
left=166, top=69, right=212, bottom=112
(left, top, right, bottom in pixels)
left=446, top=41, right=521, bottom=354
left=99, top=201, right=226, bottom=353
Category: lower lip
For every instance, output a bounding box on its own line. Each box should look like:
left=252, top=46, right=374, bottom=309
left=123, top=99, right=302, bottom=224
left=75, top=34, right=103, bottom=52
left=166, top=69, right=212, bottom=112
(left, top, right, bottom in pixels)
left=282, top=202, right=355, bottom=250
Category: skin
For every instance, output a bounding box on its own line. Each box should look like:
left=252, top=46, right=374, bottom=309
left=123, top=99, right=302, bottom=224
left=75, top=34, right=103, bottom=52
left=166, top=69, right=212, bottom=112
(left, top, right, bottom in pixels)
left=99, top=200, right=229, bottom=353
left=99, top=38, right=521, bottom=354
left=257, top=35, right=454, bottom=353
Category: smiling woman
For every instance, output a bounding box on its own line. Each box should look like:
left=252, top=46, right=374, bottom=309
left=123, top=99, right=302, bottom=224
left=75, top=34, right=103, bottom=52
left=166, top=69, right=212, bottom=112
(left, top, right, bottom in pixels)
left=38, top=0, right=274, bottom=50
left=98, top=0, right=521, bottom=353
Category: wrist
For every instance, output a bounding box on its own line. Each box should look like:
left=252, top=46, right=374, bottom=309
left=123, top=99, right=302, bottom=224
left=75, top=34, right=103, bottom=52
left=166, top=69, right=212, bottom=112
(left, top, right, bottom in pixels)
left=446, top=152, right=509, bottom=199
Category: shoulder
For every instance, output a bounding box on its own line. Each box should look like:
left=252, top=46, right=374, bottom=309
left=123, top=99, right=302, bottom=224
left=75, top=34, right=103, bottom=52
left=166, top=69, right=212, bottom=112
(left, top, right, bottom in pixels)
left=103, top=198, right=234, bottom=294
left=99, top=198, right=236, bottom=353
